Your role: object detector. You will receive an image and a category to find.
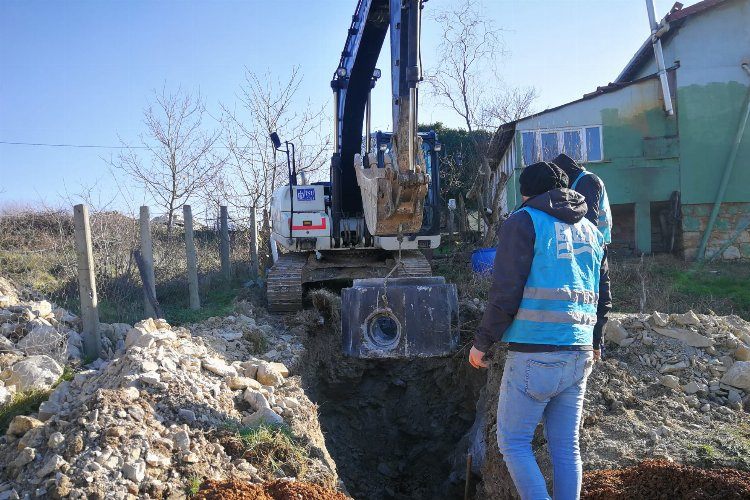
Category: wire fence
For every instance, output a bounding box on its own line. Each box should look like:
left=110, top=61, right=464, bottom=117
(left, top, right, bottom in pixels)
left=0, top=206, right=266, bottom=332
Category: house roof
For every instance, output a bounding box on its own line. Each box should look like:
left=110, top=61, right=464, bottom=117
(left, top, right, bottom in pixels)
left=490, top=0, right=736, bottom=162
left=516, top=71, right=665, bottom=124
left=615, top=0, right=733, bottom=83
left=488, top=122, right=516, bottom=171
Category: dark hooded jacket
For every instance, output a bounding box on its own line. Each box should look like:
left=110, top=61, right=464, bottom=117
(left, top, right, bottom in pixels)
left=474, top=188, right=611, bottom=352
left=552, top=153, right=603, bottom=226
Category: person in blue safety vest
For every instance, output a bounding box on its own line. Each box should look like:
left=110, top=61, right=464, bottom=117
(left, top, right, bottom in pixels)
left=552, top=153, right=612, bottom=245
left=469, top=161, right=612, bottom=500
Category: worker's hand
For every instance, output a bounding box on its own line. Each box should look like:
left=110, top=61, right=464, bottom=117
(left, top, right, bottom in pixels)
left=593, top=349, right=601, bottom=362
left=469, top=346, right=488, bottom=369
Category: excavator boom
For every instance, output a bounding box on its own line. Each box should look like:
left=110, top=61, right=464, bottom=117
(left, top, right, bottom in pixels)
left=331, top=0, right=429, bottom=237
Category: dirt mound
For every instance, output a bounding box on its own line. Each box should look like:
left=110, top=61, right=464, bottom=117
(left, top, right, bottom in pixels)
left=194, top=478, right=347, bottom=500
left=0, top=308, right=340, bottom=498
left=582, top=460, right=750, bottom=499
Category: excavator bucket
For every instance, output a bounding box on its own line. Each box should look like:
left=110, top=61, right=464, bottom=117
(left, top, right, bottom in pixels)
left=341, top=277, right=459, bottom=358
left=354, top=149, right=430, bottom=235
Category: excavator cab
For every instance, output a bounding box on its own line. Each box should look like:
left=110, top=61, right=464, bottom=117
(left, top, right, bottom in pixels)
left=365, top=130, right=442, bottom=239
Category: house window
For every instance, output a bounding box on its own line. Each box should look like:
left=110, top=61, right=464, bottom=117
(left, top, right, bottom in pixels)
left=520, top=126, right=603, bottom=165
left=541, top=133, right=559, bottom=160
left=586, top=127, right=603, bottom=162
left=563, top=130, right=582, bottom=161
left=521, top=131, right=536, bottom=166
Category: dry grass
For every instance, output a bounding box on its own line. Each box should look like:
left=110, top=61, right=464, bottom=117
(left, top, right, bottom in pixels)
left=609, top=254, right=750, bottom=319
left=309, top=289, right=342, bottom=331
left=239, top=423, right=309, bottom=480
left=0, top=208, right=256, bottom=325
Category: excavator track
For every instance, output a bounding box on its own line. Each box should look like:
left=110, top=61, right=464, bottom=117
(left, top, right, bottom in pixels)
left=266, top=253, right=308, bottom=313
left=394, top=250, right=432, bottom=277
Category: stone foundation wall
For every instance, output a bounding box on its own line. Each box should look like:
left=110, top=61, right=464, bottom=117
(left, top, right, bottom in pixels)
left=681, top=203, right=750, bottom=260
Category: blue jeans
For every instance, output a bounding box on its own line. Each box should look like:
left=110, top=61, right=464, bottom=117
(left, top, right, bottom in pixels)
left=496, top=350, right=594, bottom=500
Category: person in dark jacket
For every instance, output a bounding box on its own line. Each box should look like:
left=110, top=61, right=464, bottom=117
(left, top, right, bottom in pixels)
left=552, top=153, right=612, bottom=244
left=469, top=161, right=611, bottom=500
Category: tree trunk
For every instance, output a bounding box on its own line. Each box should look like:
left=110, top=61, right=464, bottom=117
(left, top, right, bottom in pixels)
left=457, top=194, right=468, bottom=237
left=167, top=199, right=175, bottom=237
left=481, top=172, right=509, bottom=247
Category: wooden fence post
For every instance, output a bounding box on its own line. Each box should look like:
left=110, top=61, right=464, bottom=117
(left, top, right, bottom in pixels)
left=183, top=205, right=200, bottom=310
left=139, top=206, right=157, bottom=318
left=73, top=204, right=101, bottom=360
left=250, top=206, right=259, bottom=278
left=219, top=205, right=231, bottom=281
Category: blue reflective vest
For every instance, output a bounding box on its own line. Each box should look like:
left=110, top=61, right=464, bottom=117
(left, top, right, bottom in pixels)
left=571, top=171, right=612, bottom=244
left=503, top=207, right=605, bottom=346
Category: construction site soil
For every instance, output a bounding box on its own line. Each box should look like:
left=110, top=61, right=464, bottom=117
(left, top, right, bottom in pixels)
left=3, top=276, right=750, bottom=499
left=296, top=291, right=486, bottom=499
left=194, top=478, right=348, bottom=500
left=581, top=460, right=750, bottom=499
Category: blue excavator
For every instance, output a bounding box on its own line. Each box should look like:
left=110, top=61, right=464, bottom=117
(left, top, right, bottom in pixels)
left=267, top=0, right=458, bottom=358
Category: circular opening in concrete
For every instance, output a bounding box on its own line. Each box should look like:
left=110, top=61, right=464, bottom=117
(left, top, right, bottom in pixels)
left=367, top=311, right=401, bottom=350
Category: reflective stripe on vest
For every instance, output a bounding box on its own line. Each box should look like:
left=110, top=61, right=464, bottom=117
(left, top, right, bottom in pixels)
left=515, top=308, right=598, bottom=326
left=522, top=286, right=599, bottom=305
left=502, top=206, right=604, bottom=346
left=571, top=171, right=612, bottom=244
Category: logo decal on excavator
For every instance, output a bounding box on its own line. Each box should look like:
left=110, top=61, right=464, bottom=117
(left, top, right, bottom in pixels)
left=296, top=188, right=316, bottom=201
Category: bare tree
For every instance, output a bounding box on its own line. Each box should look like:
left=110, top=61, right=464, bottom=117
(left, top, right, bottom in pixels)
left=112, top=87, right=222, bottom=234
left=427, top=0, right=537, bottom=244
left=216, top=67, right=330, bottom=233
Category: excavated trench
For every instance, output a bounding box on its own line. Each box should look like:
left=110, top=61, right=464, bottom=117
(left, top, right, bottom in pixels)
left=299, top=301, right=486, bottom=499
left=295, top=299, right=750, bottom=500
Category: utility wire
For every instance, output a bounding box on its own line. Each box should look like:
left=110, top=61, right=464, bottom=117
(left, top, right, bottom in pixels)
left=0, top=141, right=148, bottom=149
left=0, top=140, right=234, bottom=150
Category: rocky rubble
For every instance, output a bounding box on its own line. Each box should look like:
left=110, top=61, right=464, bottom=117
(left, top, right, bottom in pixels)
left=0, top=277, right=139, bottom=407
left=476, top=308, right=750, bottom=498
left=0, top=277, right=81, bottom=364
left=580, top=310, right=750, bottom=471
left=188, top=301, right=306, bottom=369
left=0, top=309, right=338, bottom=499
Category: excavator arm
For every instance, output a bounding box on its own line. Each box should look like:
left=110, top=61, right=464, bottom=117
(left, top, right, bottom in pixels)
left=330, top=0, right=429, bottom=240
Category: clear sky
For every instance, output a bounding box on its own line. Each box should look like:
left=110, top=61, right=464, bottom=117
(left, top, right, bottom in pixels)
left=0, top=0, right=681, bottom=214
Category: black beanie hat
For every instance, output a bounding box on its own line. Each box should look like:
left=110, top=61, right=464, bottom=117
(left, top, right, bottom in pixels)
left=519, top=161, right=569, bottom=197
left=551, top=153, right=580, bottom=177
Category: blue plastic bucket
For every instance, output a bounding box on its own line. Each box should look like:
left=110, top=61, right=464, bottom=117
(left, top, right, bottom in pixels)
left=471, top=247, right=496, bottom=275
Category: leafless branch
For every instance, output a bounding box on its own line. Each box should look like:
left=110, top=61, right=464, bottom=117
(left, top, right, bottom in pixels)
left=215, top=67, right=330, bottom=227
left=109, top=86, right=222, bottom=234
left=425, top=0, right=538, bottom=245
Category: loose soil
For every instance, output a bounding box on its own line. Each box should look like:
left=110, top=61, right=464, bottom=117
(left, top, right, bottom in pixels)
left=582, top=460, right=750, bottom=499
left=194, top=478, right=348, bottom=500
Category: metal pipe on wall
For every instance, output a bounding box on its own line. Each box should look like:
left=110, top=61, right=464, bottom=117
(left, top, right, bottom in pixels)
left=645, top=0, right=674, bottom=115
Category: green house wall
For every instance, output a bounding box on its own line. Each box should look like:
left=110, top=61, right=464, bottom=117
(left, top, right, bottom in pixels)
left=506, top=0, right=750, bottom=258
left=508, top=77, right=680, bottom=253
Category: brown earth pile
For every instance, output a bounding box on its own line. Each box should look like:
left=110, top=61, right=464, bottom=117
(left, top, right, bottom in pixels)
left=194, top=478, right=348, bottom=500
left=582, top=460, right=750, bottom=499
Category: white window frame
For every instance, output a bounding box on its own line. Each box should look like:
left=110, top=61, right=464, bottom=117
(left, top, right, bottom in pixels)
left=520, top=126, right=604, bottom=165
